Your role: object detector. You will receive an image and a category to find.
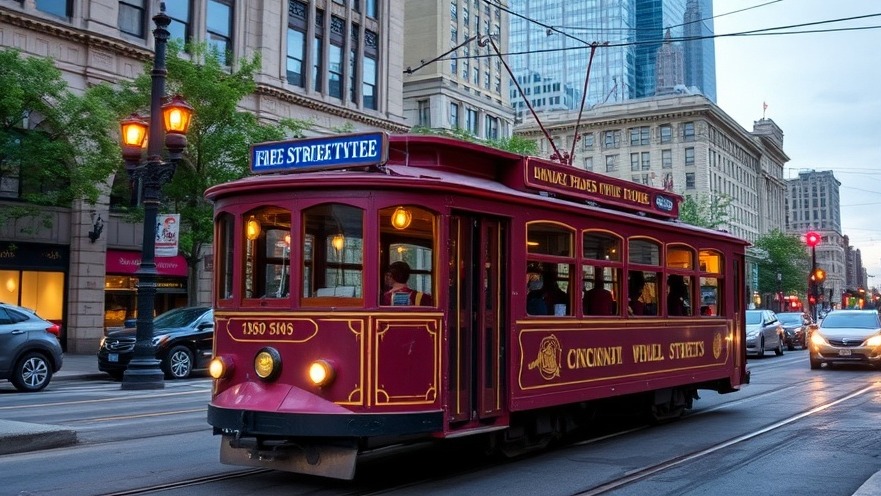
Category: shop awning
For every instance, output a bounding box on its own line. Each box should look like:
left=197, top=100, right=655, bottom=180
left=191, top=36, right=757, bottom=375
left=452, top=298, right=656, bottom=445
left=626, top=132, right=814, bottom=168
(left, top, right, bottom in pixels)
left=106, top=250, right=188, bottom=277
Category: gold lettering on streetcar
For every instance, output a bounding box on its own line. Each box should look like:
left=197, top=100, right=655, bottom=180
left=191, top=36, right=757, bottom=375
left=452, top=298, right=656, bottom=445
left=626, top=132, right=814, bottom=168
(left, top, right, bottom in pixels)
left=566, top=346, right=623, bottom=369
left=528, top=335, right=562, bottom=380
left=668, top=341, right=705, bottom=359
left=632, top=343, right=665, bottom=362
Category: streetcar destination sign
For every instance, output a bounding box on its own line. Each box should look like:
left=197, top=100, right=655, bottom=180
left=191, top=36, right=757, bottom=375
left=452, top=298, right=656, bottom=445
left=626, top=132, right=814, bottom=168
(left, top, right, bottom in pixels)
left=250, top=132, right=388, bottom=174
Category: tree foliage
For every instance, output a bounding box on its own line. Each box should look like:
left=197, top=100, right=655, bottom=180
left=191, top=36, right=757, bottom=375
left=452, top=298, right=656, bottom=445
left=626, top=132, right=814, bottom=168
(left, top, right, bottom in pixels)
left=0, top=49, right=120, bottom=224
left=678, top=193, right=732, bottom=230
left=753, top=229, right=811, bottom=296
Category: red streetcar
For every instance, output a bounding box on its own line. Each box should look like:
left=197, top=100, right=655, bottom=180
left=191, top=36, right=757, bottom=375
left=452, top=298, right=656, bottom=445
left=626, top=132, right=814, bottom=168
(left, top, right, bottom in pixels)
left=205, top=133, right=750, bottom=479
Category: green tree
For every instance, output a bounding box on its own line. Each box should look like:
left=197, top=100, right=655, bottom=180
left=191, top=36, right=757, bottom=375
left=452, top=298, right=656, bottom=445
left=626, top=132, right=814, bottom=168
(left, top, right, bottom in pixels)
left=753, top=229, right=811, bottom=297
left=0, top=49, right=120, bottom=225
left=678, top=193, right=732, bottom=230
left=116, top=42, right=310, bottom=302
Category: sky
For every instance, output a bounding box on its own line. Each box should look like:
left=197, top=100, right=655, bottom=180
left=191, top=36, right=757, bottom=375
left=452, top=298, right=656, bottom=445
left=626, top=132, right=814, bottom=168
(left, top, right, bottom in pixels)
left=712, top=0, right=881, bottom=283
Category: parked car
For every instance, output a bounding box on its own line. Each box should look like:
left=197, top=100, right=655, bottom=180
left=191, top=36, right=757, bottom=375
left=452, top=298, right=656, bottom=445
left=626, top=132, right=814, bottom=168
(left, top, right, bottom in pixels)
left=0, top=302, right=63, bottom=392
left=745, top=309, right=785, bottom=357
left=98, top=306, right=214, bottom=380
left=777, top=311, right=810, bottom=350
left=808, top=309, right=881, bottom=370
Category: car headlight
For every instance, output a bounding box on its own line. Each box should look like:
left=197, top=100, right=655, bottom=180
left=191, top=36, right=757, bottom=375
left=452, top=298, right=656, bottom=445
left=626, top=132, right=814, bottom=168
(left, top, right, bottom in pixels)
left=865, top=335, right=881, bottom=347
left=810, top=332, right=828, bottom=346
left=151, top=334, right=170, bottom=347
left=746, top=330, right=758, bottom=338
left=99, top=336, right=106, bottom=348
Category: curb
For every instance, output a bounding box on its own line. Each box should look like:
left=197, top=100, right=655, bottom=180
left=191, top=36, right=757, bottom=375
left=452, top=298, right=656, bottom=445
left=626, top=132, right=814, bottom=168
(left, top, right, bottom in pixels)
left=0, top=420, right=77, bottom=455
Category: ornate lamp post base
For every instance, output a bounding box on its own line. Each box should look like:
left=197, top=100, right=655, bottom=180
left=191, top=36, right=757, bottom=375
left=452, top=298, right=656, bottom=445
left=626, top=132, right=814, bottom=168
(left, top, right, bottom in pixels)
left=121, top=359, right=165, bottom=390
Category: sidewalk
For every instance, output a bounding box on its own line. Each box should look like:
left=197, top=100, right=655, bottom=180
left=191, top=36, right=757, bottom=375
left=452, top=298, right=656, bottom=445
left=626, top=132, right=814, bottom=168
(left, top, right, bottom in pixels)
left=3, top=354, right=881, bottom=495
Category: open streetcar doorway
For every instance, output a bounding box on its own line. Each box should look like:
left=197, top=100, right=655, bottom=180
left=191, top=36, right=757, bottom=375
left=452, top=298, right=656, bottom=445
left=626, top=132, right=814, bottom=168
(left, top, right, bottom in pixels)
left=448, top=213, right=507, bottom=425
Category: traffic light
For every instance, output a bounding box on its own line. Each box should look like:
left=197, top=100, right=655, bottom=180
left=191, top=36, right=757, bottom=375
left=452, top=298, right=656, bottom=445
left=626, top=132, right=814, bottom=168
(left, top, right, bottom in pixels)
left=808, top=294, right=817, bottom=305
left=811, top=268, right=826, bottom=284
left=805, top=231, right=821, bottom=248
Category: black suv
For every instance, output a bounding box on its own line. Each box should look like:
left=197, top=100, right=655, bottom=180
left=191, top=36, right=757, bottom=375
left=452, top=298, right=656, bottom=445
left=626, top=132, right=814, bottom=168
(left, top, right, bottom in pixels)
left=0, top=302, right=63, bottom=392
left=98, top=306, right=214, bottom=380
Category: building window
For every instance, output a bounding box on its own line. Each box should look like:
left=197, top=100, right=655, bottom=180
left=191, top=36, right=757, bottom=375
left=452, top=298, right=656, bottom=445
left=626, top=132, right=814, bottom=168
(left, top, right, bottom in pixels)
left=581, top=133, right=594, bottom=150
left=36, top=0, right=70, bottom=17
left=685, top=147, right=695, bottom=166
left=683, top=122, right=696, bottom=141
left=418, top=100, right=430, bottom=127
left=350, top=25, right=359, bottom=103
left=603, top=130, right=621, bottom=149
left=686, top=172, right=695, bottom=189
left=485, top=115, right=499, bottom=139
left=286, top=1, right=307, bottom=87
left=363, top=30, right=378, bottom=109
left=118, top=0, right=146, bottom=38
left=207, top=0, right=234, bottom=65
left=582, top=156, right=593, bottom=171
left=605, top=154, right=619, bottom=173
left=630, top=126, right=649, bottom=146
left=450, top=50, right=458, bottom=75
left=450, top=102, right=459, bottom=128
left=660, top=124, right=672, bottom=144
left=166, top=0, right=192, bottom=43
left=450, top=1, right=457, bottom=22
left=641, top=152, right=650, bottom=170
left=365, top=0, right=377, bottom=18
left=328, top=16, right=345, bottom=99
left=662, top=149, right=672, bottom=168
left=466, top=108, right=478, bottom=134
left=630, top=153, right=640, bottom=172
left=312, top=9, right=324, bottom=92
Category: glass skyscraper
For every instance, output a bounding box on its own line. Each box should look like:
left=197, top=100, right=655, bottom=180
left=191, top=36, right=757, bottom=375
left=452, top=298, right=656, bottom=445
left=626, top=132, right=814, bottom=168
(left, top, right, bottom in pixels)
left=508, top=0, right=715, bottom=115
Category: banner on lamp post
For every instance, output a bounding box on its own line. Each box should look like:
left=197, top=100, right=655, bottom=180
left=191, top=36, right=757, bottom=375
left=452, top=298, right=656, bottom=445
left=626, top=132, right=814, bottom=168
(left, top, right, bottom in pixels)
left=155, top=213, right=180, bottom=257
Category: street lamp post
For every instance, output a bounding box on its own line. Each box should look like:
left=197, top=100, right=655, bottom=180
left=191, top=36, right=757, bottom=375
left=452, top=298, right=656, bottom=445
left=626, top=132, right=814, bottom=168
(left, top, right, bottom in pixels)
left=776, top=272, right=782, bottom=313
left=118, top=3, right=193, bottom=390
left=805, top=231, right=821, bottom=322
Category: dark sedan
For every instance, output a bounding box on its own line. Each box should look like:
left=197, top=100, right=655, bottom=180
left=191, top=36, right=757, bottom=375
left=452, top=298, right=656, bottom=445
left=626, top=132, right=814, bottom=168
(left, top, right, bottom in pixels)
left=777, top=311, right=810, bottom=350
left=98, top=306, right=214, bottom=380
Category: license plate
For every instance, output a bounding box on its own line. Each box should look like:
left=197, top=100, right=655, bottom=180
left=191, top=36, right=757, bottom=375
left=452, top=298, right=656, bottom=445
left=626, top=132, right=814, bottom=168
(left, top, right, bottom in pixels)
left=109, top=353, right=119, bottom=362
left=838, top=349, right=852, bottom=356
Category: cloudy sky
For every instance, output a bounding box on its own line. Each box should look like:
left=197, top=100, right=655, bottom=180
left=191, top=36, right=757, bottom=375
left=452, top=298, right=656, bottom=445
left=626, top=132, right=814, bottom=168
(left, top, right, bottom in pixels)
left=713, top=0, right=881, bottom=282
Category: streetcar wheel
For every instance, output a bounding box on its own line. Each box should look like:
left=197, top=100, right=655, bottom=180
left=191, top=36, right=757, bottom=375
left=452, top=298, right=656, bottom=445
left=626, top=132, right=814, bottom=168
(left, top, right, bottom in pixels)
left=11, top=351, right=53, bottom=392
left=164, top=345, right=194, bottom=379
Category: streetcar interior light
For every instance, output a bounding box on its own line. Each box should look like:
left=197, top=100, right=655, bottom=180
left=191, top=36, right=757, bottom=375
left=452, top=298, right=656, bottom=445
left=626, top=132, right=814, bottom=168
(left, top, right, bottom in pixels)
left=209, top=356, right=234, bottom=379
left=331, top=234, right=345, bottom=251
left=254, top=347, right=282, bottom=381
left=308, top=360, right=335, bottom=387
left=391, top=207, right=412, bottom=230
left=246, top=216, right=261, bottom=240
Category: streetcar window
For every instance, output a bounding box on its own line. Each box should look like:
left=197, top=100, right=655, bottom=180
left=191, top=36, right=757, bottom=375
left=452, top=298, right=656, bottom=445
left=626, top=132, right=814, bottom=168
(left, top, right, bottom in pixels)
left=243, top=207, right=292, bottom=300
left=699, top=250, right=723, bottom=317
left=583, top=231, right=621, bottom=261
left=627, top=270, right=659, bottom=316
left=667, top=274, right=693, bottom=316
left=667, top=245, right=695, bottom=269
left=628, top=238, right=659, bottom=265
left=582, top=265, right=619, bottom=316
left=527, top=222, right=574, bottom=316
left=379, top=206, right=435, bottom=306
left=302, top=204, right=364, bottom=305
left=216, top=212, right=234, bottom=301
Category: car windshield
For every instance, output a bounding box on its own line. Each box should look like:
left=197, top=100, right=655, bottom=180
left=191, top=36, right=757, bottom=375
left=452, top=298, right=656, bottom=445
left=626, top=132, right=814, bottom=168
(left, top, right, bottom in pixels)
left=745, top=311, right=763, bottom=325
left=777, top=313, right=803, bottom=325
left=153, top=307, right=209, bottom=329
left=821, top=312, right=880, bottom=329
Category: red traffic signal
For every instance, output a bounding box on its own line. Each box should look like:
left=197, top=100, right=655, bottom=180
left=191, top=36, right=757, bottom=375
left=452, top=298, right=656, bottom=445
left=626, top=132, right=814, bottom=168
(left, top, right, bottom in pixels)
left=805, top=231, right=821, bottom=248
left=808, top=294, right=817, bottom=305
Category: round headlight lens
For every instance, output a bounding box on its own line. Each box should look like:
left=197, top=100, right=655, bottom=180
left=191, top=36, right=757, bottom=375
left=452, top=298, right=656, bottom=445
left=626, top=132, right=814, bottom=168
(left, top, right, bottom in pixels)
left=209, top=356, right=233, bottom=379
left=810, top=332, right=828, bottom=347
left=308, top=360, right=335, bottom=387
left=254, top=347, right=282, bottom=381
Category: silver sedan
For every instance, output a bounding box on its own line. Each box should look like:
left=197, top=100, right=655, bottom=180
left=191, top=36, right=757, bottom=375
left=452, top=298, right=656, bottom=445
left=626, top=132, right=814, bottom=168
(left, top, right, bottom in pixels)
left=745, top=309, right=785, bottom=357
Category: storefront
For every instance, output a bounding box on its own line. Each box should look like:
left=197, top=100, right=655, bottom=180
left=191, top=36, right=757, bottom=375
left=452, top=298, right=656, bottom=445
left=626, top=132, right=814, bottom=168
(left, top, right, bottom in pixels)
left=0, top=241, right=69, bottom=341
left=104, top=249, right=189, bottom=331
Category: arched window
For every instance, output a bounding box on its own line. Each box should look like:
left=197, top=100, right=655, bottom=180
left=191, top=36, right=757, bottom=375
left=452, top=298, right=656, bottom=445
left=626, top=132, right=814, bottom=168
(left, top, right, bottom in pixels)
left=582, top=231, right=622, bottom=316
left=302, top=203, right=364, bottom=306
left=526, top=222, right=574, bottom=316
left=666, top=244, right=696, bottom=316
left=379, top=206, right=435, bottom=306
left=628, top=238, right=661, bottom=316
left=699, top=250, right=723, bottom=317
left=243, top=206, right=292, bottom=301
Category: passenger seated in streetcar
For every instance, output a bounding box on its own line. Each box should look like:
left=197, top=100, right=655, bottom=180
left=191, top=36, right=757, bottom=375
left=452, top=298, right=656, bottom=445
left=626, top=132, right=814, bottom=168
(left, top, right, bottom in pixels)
left=584, top=270, right=615, bottom=315
left=667, top=274, right=691, bottom=316
left=542, top=267, right=569, bottom=316
left=526, top=272, right=548, bottom=316
left=628, top=271, right=647, bottom=316
left=382, top=261, right=433, bottom=306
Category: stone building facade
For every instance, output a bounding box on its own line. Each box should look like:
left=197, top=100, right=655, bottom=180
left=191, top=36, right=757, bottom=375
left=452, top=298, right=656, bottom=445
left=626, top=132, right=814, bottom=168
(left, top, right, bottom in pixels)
left=0, top=0, right=407, bottom=353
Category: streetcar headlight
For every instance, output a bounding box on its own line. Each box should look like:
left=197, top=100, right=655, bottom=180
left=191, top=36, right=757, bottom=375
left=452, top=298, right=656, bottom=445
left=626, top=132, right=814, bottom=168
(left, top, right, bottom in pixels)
left=308, top=360, right=335, bottom=387
left=254, top=347, right=282, bottom=381
left=209, top=356, right=234, bottom=379
left=865, top=335, right=881, bottom=347
left=810, top=332, right=828, bottom=347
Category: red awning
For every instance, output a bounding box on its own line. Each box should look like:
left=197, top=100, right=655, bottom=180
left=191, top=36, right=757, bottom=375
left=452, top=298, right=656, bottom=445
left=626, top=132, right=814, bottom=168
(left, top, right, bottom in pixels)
left=106, top=250, right=188, bottom=277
